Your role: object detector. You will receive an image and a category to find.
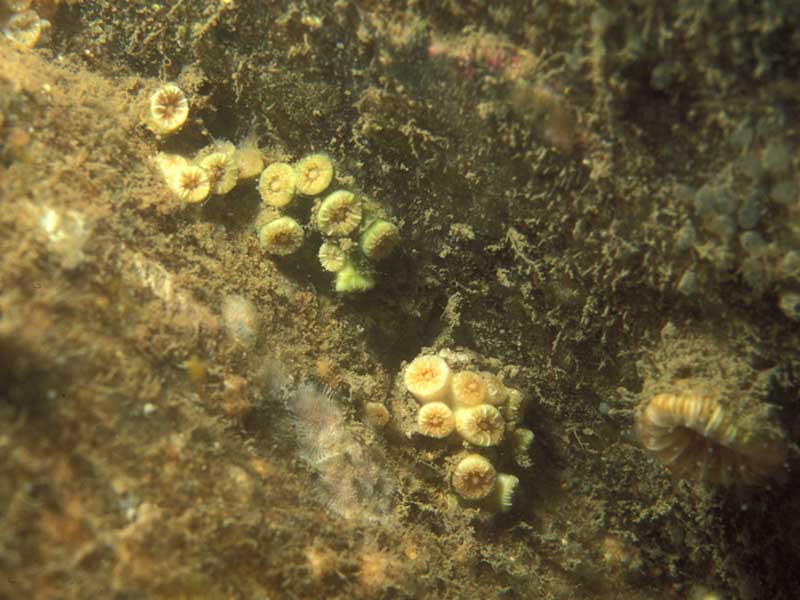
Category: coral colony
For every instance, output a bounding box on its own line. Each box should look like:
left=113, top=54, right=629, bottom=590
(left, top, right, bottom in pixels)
left=144, top=84, right=400, bottom=293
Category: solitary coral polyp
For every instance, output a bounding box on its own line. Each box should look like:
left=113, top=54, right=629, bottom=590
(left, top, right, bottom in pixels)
left=417, top=402, right=455, bottom=438
left=318, top=241, right=348, bottom=272
left=334, top=261, right=375, bottom=293
left=146, top=84, right=189, bottom=135
left=635, top=392, right=786, bottom=485
left=200, top=152, right=239, bottom=195
left=404, top=355, right=452, bottom=404
left=483, top=374, right=509, bottom=406
left=295, top=153, right=334, bottom=196
left=153, top=152, right=188, bottom=187
left=452, top=454, right=496, bottom=500
left=4, top=10, right=47, bottom=48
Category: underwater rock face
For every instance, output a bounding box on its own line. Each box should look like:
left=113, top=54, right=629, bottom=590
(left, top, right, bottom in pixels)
left=2, top=1, right=800, bottom=598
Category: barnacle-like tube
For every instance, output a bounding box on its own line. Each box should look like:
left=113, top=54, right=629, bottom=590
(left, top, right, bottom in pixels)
left=635, top=392, right=786, bottom=485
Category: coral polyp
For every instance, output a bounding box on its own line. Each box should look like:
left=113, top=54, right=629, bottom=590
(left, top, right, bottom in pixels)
left=295, top=153, right=334, bottom=196
left=416, top=402, right=455, bottom=438
left=454, top=404, right=505, bottom=447
left=172, top=164, right=210, bottom=203
left=359, top=219, right=400, bottom=261
left=258, top=162, right=297, bottom=208
left=635, top=392, right=786, bottom=485
left=199, top=151, right=238, bottom=195
left=317, top=190, right=362, bottom=237
left=146, top=83, right=189, bottom=135
left=403, top=354, right=452, bottom=404
left=452, top=454, right=496, bottom=500
left=451, top=370, right=488, bottom=408
left=258, top=216, right=304, bottom=255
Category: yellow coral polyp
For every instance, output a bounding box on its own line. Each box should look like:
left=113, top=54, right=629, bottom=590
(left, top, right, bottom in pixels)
left=318, top=241, right=348, bottom=272
left=4, top=10, right=48, bottom=48
left=153, top=152, right=188, bottom=187
left=483, top=373, right=509, bottom=406
left=334, top=261, right=375, bottom=293
left=455, top=404, right=505, bottom=447
left=171, top=164, right=210, bottom=204
left=258, top=162, right=298, bottom=208
left=146, top=83, right=189, bottom=135
left=200, top=152, right=239, bottom=195
left=295, top=153, right=334, bottom=195
left=404, top=354, right=452, bottom=404
left=636, top=392, right=786, bottom=485
left=417, top=402, right=455, bottom=438
left=452, top=454, right=496, bottom=500
left=359, top=219, right=400, bottom=261
left=451, top=371, right=488, bottom=408
left=258, top=216, right=304, bottom=255
left=317, top=190, right=362, bottom=237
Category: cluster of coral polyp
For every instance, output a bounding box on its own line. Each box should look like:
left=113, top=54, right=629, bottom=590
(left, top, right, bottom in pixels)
left=392, top=348, right=534, bottom=513
left=255, top=153, right=401, bottom=293
left=144, top=82, right=400, bottom=294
